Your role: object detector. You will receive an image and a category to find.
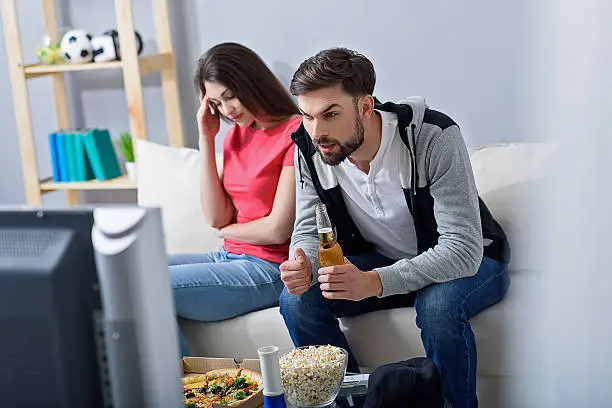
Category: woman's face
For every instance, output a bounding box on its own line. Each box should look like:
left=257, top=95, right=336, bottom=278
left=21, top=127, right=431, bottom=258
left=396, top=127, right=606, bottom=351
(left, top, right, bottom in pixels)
left=204, top=81, right=255, bottom=127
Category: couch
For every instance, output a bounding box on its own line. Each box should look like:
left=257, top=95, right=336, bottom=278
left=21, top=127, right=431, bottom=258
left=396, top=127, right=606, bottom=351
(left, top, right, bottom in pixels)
left=137, top=139, right=551, bottom=407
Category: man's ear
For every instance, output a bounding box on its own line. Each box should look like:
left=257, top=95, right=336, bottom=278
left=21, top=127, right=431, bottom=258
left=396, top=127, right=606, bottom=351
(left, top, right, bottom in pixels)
left=360, top=95, right=376, bottom=119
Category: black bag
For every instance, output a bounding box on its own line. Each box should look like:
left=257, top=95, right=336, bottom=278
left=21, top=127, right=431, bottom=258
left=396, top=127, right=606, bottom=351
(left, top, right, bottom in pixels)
left=364, top=357, right=444, bottom=408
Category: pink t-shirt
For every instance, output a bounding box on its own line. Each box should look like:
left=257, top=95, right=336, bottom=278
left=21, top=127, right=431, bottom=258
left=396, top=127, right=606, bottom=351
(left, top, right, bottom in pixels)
left=222, top=116, right=301, bottom=264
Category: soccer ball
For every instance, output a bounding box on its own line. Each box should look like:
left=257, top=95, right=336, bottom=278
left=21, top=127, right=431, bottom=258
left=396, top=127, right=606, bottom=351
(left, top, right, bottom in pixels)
left=91, top=32, right=118, bottom=63
left=92, top=30, right=144, bottom=63
left=60, top=30, right=93, bottom=64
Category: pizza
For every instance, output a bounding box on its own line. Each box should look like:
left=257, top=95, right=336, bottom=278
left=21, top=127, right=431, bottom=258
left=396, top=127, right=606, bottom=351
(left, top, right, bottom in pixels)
left=182, top=368, right=263, bottom=407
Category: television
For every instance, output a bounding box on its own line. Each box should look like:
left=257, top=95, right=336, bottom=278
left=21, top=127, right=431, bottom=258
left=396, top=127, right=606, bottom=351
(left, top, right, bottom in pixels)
left=0, top=207, right=182, bottom=408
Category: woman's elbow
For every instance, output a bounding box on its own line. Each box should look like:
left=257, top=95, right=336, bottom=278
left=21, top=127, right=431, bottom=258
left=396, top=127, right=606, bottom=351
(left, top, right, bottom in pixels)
left=269, top=223, right=294, bottom=245
left=201, top=204, right=233, bottom=230
left=206, top=213, right=232, bottom=230
left=209, top=220, right=227, bottom=230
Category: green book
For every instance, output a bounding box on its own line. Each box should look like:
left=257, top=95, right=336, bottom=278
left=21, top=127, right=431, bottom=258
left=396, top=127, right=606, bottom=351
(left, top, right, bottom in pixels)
left=74, top=130, right=95, bottom=182
left=81, top=129, right=121, bottom=180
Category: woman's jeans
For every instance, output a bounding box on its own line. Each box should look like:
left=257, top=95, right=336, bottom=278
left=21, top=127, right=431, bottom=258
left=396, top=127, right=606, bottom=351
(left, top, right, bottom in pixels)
left=169, top=248, right=284, bottom=355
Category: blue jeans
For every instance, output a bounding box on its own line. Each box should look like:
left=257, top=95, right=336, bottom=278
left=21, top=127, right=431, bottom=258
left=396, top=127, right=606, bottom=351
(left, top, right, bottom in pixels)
left=279, top=253, right=509, bottom=408
left=169, top=248, right=285, bottom=355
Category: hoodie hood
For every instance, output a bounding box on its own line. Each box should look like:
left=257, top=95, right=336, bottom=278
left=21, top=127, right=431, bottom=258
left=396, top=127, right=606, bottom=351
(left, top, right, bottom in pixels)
left=397, top=95, right=428, bottom=136
left=374, top=96, right=429, bottom=153
left=290, top=122, right=315, bottom=157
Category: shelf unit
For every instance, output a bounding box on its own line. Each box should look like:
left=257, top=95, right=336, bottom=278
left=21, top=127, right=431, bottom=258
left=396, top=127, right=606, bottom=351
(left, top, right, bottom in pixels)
left=1, top=0, right=185, bottom=205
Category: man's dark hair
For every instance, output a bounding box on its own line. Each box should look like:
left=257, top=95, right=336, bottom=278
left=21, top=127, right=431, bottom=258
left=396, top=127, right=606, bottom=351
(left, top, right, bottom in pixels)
left=290, top=48, right=376, bottom=97
left=195, top=42, right=299, bottom=119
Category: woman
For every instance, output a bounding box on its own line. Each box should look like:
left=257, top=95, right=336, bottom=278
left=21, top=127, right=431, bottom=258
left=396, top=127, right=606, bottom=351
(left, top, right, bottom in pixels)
left=169, top=43, right=301, bottom=354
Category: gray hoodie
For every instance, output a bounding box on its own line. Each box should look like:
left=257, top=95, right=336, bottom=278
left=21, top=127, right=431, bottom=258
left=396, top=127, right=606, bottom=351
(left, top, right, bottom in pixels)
left=290, top=97, right=508, bottom=297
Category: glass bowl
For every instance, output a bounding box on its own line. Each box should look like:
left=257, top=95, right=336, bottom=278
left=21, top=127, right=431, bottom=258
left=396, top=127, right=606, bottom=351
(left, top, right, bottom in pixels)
left=280, top=345, right=348, bottom=408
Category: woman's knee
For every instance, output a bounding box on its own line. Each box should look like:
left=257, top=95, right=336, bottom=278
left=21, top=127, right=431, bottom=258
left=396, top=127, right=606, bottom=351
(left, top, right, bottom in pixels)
left=167, top=254, right=182, bottom=267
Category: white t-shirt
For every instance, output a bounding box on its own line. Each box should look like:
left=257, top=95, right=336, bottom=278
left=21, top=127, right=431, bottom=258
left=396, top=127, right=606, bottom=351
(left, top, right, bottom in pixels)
left=333, top=110, right=418, bottom=261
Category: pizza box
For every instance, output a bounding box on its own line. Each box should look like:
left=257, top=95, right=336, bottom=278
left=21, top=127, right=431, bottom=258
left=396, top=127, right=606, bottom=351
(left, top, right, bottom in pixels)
left=182, top=357, right=264, bottom=408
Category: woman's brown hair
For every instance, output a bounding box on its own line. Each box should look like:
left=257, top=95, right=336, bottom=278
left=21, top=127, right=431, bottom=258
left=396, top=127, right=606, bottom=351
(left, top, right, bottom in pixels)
left=195, top=43, right=299, bottom=120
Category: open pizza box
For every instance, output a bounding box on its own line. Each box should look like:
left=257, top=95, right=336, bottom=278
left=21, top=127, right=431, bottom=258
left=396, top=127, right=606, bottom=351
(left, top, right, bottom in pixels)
left=182, top=357, right=264, bottom=408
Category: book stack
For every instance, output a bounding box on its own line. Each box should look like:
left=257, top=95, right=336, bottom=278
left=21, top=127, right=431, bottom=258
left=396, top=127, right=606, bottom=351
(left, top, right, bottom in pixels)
left=48, top=129, right=122, bottom=182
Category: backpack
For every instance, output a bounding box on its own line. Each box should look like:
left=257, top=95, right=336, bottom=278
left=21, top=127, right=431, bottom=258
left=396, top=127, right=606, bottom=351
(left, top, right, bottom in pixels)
left=364, top=358, right=444, bottom=408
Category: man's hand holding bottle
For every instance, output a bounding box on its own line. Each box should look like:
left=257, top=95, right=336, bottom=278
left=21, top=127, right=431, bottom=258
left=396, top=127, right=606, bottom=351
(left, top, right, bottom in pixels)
left=281, top=203, right=383, bottom=300
left=280, top=248, right=384, bottom=300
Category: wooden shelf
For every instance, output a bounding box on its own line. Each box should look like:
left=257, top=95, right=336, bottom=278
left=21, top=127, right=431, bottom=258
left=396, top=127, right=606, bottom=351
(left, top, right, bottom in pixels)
left=23, top=52, right=174, bottom=78
left=40, top=175, right=136, bottom=192
left=3, top=0, right=184, bottom=206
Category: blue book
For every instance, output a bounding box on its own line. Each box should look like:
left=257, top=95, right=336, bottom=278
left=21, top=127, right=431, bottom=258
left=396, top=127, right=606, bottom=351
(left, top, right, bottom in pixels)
left=48, top=132, right=61, bottom=182
left=64, top=131, right=79, bottom=182
left=55, top=132, right=69, bottom=182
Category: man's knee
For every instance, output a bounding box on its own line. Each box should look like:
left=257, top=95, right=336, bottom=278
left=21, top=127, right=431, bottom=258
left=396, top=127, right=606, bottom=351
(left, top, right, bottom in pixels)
left=415, top=284, right=466, bottom=332
left=279, top=287, right=296, bottom=317
left=279, top=285, right=321, bottom=320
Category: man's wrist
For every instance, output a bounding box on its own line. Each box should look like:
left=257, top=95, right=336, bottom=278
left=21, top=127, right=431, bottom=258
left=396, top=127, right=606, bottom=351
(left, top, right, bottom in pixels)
left=366, top=270, right=383, bottom=297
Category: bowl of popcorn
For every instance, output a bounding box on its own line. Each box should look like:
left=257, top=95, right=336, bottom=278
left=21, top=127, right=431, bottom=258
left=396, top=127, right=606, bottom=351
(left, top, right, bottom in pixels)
left=280, top=345, right=348, bottom=407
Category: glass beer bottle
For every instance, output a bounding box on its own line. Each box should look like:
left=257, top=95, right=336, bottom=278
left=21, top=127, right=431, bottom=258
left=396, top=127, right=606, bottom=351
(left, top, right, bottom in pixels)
left=315, top=203, right=344, bottom=267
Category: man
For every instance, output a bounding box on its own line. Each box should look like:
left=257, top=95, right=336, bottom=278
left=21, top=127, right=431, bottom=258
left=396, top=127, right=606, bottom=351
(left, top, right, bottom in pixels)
left=279, top=48, right=511, bottom=408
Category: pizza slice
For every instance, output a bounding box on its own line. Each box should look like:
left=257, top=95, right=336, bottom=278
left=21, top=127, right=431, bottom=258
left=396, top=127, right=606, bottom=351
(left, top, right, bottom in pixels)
left=218, top=369, right=263, bottom=407
left=182, top=373, right=208, bottom=386
left=204, top=368, right=241, bottom=400
left=206, top=368, right=242, bottom=379
left=183, top=374, right=212, bottom=408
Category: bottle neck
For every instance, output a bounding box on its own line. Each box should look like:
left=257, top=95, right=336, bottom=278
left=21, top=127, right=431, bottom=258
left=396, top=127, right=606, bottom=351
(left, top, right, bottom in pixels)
left=318, top=229, right=336, bottom=248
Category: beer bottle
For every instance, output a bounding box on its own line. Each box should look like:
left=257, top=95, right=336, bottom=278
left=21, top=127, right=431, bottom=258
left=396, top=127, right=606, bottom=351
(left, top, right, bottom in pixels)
left=315, top=203, right=344, bottom=267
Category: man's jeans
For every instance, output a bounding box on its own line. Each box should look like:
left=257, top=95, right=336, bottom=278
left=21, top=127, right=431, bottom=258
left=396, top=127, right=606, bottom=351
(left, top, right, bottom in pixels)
left=279, top=252, right=509, bottom=408
left=169, top=249, right=285, bottom=355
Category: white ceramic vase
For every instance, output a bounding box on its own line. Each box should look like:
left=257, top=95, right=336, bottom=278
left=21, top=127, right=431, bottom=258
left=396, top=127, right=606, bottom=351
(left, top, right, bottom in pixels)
left=125, top=161, right=137, bottom=181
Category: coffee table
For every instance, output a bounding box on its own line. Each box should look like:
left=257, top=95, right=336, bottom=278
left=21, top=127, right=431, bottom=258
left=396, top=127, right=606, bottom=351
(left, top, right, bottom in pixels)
left=282, top=384, right=368, bottom=408
left=334, top=382, right=368, bottom=408
left=335, top=392, right=367, bottom=407
left=282, top=374, right=369, bottom=408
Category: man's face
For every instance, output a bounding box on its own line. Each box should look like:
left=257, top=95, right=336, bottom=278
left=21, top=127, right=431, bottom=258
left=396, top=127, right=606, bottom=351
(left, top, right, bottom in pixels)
left=297, top=86, right=364, bottom=166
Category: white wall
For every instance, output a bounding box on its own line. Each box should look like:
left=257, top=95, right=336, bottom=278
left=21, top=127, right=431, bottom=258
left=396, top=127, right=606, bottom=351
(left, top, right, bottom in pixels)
left=506, top=0, right=612, bottom=406
left=1, top=0, right=537, bottom=205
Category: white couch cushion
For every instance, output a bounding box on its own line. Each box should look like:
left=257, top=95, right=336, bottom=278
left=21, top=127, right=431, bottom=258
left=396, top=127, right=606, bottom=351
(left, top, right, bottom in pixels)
left=136, top=139, right=223, bottom=254
left=468, top=143, right=552, bottom=271
left=180, top=309, right=294, bottom=360
left=468, top=143, right=552, bottom=196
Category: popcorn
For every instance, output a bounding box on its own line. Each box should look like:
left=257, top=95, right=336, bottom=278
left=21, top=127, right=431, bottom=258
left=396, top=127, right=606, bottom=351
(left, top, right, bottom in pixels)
left=280, top=345, right=347, bottom=406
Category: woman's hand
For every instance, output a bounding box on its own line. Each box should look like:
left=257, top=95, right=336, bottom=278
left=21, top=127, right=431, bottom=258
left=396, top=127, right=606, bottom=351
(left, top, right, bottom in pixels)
left=197, top=91, right=220, bottom=144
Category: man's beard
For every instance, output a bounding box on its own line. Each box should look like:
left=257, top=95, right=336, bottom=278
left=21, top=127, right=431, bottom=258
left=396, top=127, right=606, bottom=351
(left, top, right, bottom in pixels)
left=316, top=116, right=364, bottom=166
